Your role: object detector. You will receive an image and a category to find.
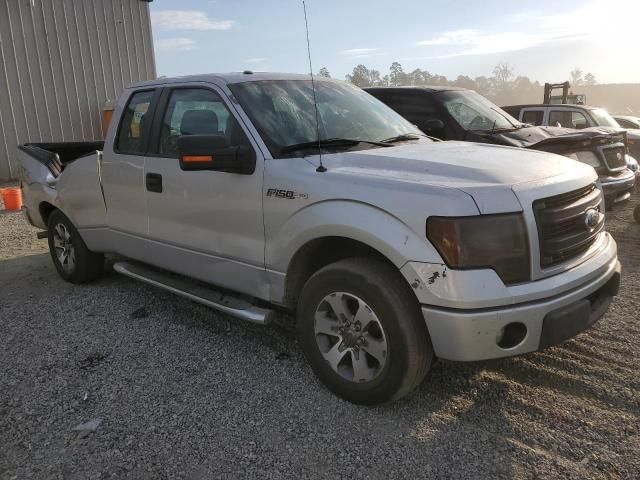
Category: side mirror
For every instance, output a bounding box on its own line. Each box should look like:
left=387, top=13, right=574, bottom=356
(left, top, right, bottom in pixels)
left=177, top=134, right=256, bottom=174
left=417, top=118, right=445, bottom=138
left=422, top=118, right=445, bottom=132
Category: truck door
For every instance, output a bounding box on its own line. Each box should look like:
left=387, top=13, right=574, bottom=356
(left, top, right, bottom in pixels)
left=101, top=88, right=160, bottom=262
left=519, top=108, right=545, bottom=126
left=143, top=86, right=267, bottom=297
left=548, top=109, right=591, bottom=129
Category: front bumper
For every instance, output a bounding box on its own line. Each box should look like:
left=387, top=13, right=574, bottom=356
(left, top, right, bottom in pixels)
left=419, top=256, right=620, bottom=362
left=601, top=168, right=635, bottom=205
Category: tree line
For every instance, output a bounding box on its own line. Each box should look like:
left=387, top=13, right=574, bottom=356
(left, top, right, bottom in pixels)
left=317, top=63, right=598, bottom=106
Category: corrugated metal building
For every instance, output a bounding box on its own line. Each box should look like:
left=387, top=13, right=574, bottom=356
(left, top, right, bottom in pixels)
left=0, top=0, right=156, bottom=181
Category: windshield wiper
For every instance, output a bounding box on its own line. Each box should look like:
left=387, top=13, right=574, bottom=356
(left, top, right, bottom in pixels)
left=280, top=138, right=389, bottom=154
left=474, top=125, right=518, bottom=134
left=381, top=133, right=428, bottom=143
left=490, top=107, right=523, bottom=129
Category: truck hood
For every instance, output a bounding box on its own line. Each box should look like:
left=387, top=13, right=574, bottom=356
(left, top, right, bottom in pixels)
left=324, top=141, right=594, bottom=213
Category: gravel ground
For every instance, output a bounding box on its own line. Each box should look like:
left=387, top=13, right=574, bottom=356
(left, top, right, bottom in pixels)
left=1, top=195, right=639, bottom=479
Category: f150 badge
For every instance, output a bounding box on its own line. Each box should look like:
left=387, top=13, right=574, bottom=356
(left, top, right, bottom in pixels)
left=266, top=188, right=309, bottom=200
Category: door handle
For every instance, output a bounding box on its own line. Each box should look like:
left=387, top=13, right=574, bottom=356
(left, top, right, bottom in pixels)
left=146, top=173, right=163, bottom=193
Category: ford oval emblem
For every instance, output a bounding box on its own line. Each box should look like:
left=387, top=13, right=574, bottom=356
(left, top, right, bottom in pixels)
left=617, top=152, right=623, bottom=161
left=584, top=208, right=600, bottom=229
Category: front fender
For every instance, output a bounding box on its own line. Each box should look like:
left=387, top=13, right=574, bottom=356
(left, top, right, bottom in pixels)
left=266, top=199, right=442, bottom=273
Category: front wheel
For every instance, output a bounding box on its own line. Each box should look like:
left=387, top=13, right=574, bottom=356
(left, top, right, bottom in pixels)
left=297, top=258, right=434, bottom=405
left=47, top=210, right=104, bottom=283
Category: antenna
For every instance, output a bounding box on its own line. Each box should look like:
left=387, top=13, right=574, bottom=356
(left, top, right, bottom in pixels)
left=302, top=0, right=326, bottom=173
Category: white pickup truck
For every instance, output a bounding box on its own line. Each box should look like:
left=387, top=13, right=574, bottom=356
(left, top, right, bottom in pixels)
left=18, top=73, right=621, bottom=404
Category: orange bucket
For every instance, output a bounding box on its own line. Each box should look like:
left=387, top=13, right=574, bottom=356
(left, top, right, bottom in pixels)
left=1, top=187, right=23, bottom=211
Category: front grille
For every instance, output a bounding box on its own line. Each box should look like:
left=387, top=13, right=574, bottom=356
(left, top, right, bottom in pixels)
left=602, top=146, right=627, bottom=170
left=533, top=184, right=604, bottom=268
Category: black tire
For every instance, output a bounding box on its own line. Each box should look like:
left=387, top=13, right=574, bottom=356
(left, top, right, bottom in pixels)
left=634, top=205, right=640, bottom=224
left=297, top=258, right=434, bottom=405
left=47, top=210, right=104, bottom=283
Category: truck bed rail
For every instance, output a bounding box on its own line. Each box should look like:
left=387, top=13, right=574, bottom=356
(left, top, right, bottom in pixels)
left=19, top=141, right=104, bottom=177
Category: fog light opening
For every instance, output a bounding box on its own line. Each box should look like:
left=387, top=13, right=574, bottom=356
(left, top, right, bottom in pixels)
left=497, top=322, right=527, bottom=349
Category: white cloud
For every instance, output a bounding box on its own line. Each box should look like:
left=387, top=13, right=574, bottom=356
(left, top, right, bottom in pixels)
left=416, top=30, right=477, bottom=47
left=342, top=48, right=379, bottom=58
left=414, top=0, right=640, bottom=58
left=151, top=10, right=235, bottom=31
left=415, top=23, right=583, bottom=58
left=416, top=29, right=556, bottom=57
left=155, top=38, right=197, bottom=52
left=245, top=57, right=266, bottom=64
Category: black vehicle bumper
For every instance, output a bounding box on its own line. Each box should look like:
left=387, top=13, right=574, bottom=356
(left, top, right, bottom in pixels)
left=538, top=269, right=621, bottom=350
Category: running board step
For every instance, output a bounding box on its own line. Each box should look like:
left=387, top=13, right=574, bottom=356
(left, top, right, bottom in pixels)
left=113, top=261, right=275, bottom=325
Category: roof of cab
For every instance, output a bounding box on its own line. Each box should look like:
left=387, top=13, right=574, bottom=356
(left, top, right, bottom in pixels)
left=128, top=72, right=326, bottom=89
left=503, top=104, right=597, bottom=111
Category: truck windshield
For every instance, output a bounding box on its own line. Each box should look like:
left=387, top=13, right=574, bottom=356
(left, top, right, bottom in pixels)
left=438, top=90, right=521, bottom=131
left=590, top=108, right=620, bottom=128
left=229, top=80, right=423, bottom=158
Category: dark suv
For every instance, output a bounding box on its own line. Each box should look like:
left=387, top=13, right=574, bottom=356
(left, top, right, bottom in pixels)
left=366, top=86, right=636, bottom=207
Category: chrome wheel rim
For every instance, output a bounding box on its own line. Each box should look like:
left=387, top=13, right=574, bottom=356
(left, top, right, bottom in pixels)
left=53, top=223, right=76, bottom=274
left=314, top=292, right=388, bottom=383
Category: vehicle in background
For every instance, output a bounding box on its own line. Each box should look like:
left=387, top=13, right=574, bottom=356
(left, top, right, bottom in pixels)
left=613, top=115, right=640, bottom=130
left=366, top=87, right=636, bottom=207
left=18, top=73, right=621, bottom=404
left=503, top=103, right=640, bottom=154
left=504, top=103, right=640, bottom=190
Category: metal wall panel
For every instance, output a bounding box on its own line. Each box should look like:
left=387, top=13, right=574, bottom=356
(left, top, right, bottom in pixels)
left=0, top=0, right=156, bottom=181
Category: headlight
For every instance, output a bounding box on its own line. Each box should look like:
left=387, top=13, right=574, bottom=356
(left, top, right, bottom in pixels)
left=626, top=154, right=639, bottom=172
left=426, top=214, right=531, bottom=285
left=564, top=151, right=601, bottom=168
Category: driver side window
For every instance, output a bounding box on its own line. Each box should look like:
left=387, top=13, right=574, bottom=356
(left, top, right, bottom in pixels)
left=156, top=88, right=248, bottom=158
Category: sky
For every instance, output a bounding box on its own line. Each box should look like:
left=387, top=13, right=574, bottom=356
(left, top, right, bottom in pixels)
left=150, top=0, right=639, bottom=84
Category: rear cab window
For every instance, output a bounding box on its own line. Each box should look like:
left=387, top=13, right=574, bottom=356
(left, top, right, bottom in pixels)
left=115, top=90, right=155, bottom=155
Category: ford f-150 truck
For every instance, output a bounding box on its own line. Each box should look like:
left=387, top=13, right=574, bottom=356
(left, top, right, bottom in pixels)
left=18, top=73, right=621, bottom=404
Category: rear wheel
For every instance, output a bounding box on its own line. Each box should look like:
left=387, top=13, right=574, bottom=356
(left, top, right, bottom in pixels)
left=297, top=258, right=433, bottom=405
left=47, top=210, right=104, bottom=283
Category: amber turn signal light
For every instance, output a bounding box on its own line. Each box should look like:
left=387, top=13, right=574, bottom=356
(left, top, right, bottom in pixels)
left=181, top=155, right=213, bottom=163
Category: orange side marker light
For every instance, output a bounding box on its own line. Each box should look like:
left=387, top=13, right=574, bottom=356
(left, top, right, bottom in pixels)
left=182, top=155, right=213, bottom=163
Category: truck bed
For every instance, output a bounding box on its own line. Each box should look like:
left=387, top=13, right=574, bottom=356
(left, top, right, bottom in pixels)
left=19, top=141, right=104, bottom=178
